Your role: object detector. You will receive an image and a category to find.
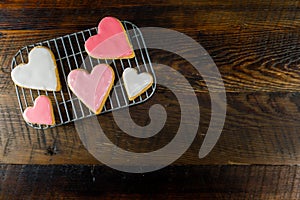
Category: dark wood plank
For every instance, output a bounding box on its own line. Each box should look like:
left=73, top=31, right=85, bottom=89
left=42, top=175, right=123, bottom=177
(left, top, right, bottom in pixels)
left=0, top=0, right=212, bottom=8
left=1, top=164, right=300, bottom=199
left=1, top=91, right=300, bottom=165
left=1, top=29, right=300, bottom=94
left=1, top=0, right=299, bottom=8
left=0, top=1, right=299, bottom=31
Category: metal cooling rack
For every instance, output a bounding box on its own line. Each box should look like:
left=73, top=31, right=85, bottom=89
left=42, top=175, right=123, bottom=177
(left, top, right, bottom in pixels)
left=11, top=21, right=156, bottom=129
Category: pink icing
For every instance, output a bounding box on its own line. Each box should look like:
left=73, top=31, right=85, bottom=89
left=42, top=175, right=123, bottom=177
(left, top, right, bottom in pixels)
left=84, top=17, right=134, bottom=58
left=67, top=64, right=114, bottom=113
left=23, top=95, right=54, bottom=125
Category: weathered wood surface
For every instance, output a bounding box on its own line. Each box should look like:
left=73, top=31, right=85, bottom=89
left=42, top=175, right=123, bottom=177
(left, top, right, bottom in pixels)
left=1, top=164, right=300, bottom=199
left=0, top=0, right=300, bottom=198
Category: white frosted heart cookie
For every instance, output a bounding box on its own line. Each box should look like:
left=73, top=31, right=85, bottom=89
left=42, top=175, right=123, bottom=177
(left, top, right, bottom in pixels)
left=11, top=46, right=61, bottom=91
left=122, top=68, right=153, bottom=101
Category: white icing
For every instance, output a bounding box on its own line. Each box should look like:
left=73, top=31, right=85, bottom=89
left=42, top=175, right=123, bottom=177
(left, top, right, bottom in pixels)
left=11, top=46, right=59, bottom=91
left=122, top=68, right=153, bottom=100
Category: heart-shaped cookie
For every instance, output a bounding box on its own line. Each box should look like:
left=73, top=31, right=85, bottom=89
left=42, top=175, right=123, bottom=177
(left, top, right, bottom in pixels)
left=11, top=46, right=61, bottom=91
left=84, top=17, right=135, bottom=59
left=122, top=68, right=153, bottom=101
left=23, top=95, right=55, bottom=125
left=67, top=64, right=115, bottom=114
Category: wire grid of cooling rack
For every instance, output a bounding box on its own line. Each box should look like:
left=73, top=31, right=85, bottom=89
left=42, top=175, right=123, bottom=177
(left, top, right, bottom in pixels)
left=11, top=21, right=156, bottom=129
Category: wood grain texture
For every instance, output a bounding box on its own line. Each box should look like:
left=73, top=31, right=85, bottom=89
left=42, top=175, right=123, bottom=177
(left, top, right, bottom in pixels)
left=0, top=1, right=299, bottom=31
left=1, top=164, right=300, bottom=199
left=1, top=29, right=300, bottom=93
left=2, top=91, right=300, bottom=165
left=0, top=0, right=299, bottom=164
left=1, top=0, right=300, bottom=198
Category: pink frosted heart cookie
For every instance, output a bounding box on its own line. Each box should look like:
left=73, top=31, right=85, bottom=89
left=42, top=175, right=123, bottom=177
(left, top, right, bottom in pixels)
left=84, top=17, right=135, bottom=59
left=67, top=64, right=115, bottom=114
left=11, top=46, right=61, bottom=91
left=122, top=68, right=153, bottom=101
left=23, top=95, right=55, bottom=125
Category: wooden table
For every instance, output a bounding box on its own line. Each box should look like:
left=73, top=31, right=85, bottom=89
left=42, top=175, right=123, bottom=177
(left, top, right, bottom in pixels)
left=1, top=0, right=300, bottom=199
